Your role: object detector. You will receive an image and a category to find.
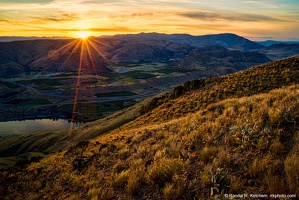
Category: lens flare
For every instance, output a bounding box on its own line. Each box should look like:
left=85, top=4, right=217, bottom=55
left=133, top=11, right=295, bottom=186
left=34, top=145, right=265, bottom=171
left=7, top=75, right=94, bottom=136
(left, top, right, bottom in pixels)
left=41, top=34, right=111, bottom=134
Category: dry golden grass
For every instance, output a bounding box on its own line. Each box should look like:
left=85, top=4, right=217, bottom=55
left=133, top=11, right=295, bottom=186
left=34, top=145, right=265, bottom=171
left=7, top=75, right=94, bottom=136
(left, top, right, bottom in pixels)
left=284, top=154, right=299, bottom=193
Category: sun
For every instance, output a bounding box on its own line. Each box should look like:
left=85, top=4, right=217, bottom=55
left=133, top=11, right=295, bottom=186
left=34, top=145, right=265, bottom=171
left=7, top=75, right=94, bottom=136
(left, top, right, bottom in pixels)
left=76, top=31, right=90, bottom=39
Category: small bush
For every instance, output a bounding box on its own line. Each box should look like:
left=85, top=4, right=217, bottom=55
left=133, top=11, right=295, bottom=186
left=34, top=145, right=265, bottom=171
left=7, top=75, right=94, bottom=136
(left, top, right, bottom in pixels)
left=216, top=148, right=231, bottom=167
left=210, top=167, right=230, bottom=196
left=87, top=187, right=114, bottom=200
left=163, top=183, right=176, bottom=200
left=118, top=148, right=131, bottom=160
left=113, top=170, right=130, bottom=188
left=200, top=146, right=218, bottom=164
left=229, top=176, right=241, bottom=193
left=147, top=158, right=185, bottom=187
left=126, top=167, right=145, bottom=196
left=250, top=155, right=272, bottom=177
left=284, top=154, right=299, bottom=192
left=200, top=165, right=211, bottom=187
left=265, top=174, right=285, bottom=193
left=163, top=173, right=188, bottom=200
left=268, top=108, right=283, bottom=124
left=269, top=139, right=284, bottom=155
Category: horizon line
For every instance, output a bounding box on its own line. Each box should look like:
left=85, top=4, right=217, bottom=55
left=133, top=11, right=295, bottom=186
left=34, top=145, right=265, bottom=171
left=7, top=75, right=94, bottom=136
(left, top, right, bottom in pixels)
left=0, top=32, right=299, bottom=42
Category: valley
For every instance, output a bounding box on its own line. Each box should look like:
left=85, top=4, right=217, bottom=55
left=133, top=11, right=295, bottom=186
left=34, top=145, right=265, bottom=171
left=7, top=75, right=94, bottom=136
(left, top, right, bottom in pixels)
left=0, top=61, right=201, bottom=124
left=1, top=33, right=278, bottom=128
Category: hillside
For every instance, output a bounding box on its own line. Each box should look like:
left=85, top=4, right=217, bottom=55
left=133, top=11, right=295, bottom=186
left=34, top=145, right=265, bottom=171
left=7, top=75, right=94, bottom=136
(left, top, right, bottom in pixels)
left=106, top=32, right=263, bottom=51
left=170, top=46, right=270, bottom=73
left=0, top=34, right=267, bottom=78
left=258, top=44, right=299, bottom=60
left=0, top=55, right=298, bottom=158
left=2, top=33, right=298, bottom=78
left=0, top=56, right=299, bottom=199
left=0, top=39, right=111, bottom=75
left=257, top=40, right=299, bottom=46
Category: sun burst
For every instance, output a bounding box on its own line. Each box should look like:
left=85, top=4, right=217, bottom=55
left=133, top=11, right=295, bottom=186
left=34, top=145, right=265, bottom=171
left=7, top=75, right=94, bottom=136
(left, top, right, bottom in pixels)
left=76, top=31, right=90, bottom=39
left=46, top=34, right=111, bottom=134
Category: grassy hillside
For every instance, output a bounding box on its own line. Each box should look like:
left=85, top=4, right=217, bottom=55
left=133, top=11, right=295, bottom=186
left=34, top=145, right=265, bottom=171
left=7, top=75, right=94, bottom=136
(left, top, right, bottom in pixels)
left=0, top=55, right=299, bottom=199
left=1, top=56, right=298, bottom=159
left=136, top=55, right=299, bottom=126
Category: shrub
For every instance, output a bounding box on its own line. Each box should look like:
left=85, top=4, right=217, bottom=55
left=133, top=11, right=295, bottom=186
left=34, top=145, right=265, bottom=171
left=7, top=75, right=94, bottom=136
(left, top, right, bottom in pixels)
left=200, top=146, right=218, bottom=164
left=147, top=158, right=185, bottom=187
left=163, top=183, right=176, bottom=200
left=269, top=138, right=284, bottom=155
left=268, top=108, right=283, bottom=125
left=118, top=148, right=131, bottom=160
left=126, top=167, right=145, bottom=196
left=284, top=154, right=299, bottom=192
left=250, top=155, right=272, bottom=178
left=200, top=165, right=212, bottom=187
left=265, top=174, right=285, bottom=193
left=216, top=148, right=231, bottom=167
left=87, top=187, right=114, bottom=200
left=113, top=170, right=130, bottom=188
left=163, top=173, right=188, bottom=200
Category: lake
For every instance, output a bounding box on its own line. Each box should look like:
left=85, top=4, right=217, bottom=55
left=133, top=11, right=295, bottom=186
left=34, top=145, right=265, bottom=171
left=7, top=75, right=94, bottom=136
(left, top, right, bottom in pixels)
left=0, top=119, right=85, bottom=136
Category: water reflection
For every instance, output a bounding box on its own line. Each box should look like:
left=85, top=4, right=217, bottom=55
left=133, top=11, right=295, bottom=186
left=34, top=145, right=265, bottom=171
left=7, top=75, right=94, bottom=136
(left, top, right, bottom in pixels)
left=0, top=119, right=85, bottom=136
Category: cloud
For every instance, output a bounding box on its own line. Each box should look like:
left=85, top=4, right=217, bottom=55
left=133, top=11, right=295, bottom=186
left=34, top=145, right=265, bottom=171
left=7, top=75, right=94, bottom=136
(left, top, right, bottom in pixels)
left=178, top=11, right=289, bottom=22
left=0, top=0, right=54, bottom=3
left=89, top=27, right=138, bottom=33
left=247, top=36, right=274, bottom=39
left=0, top=19, right=10, bottom=23
left=82, top=0, right=123, bottom=4
left=0, top=18, right=23, bottom=26
left=30, top=14, right=79, bottom=22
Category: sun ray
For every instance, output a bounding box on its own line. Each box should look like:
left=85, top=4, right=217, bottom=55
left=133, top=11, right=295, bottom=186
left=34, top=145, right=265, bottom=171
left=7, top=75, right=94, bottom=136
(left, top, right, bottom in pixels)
left=87, top=39, right=111, bottom=66
left=63, top=39, right=82, bottom=66
left=89, top=37, right=111, bottom=48
left=69, top=39, right=85, bottom=134
left=55, top=39, right=78, bottom=54
left=38, top=35, right=115, bottom=134
left=85, top=39, right=98, bottom=75
left=55, top=41, right=79, bottom=62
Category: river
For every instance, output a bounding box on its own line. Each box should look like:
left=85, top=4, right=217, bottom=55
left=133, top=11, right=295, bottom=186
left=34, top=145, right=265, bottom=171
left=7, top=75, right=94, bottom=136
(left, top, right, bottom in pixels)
left=0, top=119, right=85, bottom=136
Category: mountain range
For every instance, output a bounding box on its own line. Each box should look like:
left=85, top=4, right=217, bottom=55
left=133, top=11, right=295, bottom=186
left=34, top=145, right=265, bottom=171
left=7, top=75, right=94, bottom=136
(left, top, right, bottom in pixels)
left=257, top=40, right=299, bottom=46
left=1, top=33, right=298, bottom=78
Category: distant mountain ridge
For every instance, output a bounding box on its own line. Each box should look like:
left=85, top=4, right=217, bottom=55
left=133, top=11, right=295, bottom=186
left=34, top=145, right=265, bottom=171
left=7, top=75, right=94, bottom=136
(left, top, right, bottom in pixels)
left=170, top=46, right=270, bottom=73
left=103, top=32, right=263, bottom=51
left=1, top=33, right=298, bottom=78
left=257, top=40, right=299, bottom=46
left=0, top=33, right=270, bottom=78
left=0, top=36, right=71, bottom=42
left=258, top=44, right=299, bottom=60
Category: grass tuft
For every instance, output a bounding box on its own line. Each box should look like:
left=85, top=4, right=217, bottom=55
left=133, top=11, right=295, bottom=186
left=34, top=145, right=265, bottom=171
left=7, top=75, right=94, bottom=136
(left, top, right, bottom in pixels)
left=147, top=158, right=185, bottom=187
left=284, top=154, right=299, bottom=193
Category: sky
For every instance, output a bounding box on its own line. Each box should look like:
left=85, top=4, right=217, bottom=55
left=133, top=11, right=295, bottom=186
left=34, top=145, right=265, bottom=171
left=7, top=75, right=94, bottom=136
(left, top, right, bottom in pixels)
left=0, top=0, right=298, bottom=41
